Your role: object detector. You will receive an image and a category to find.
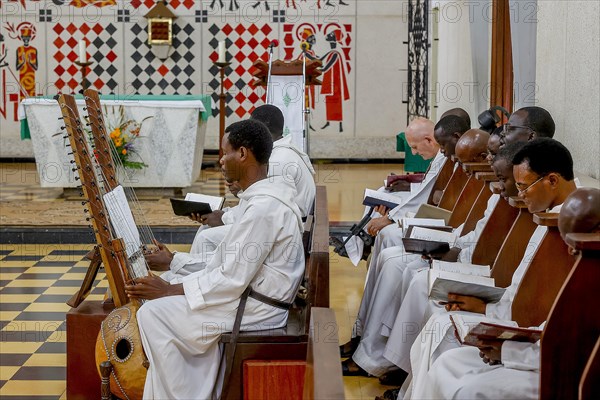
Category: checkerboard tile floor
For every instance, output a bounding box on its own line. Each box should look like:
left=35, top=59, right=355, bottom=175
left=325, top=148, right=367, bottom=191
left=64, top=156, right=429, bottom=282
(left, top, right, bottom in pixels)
left=0, top=243, right=191, bottom=399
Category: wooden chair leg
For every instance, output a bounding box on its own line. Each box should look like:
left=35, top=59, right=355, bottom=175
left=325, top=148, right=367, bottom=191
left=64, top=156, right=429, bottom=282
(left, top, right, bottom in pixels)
left=100, top=360, right=113, bottom=400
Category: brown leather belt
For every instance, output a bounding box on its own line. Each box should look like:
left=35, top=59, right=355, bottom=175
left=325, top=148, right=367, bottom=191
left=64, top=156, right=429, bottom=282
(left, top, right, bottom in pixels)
left=219, top=287, right=293, bottom=399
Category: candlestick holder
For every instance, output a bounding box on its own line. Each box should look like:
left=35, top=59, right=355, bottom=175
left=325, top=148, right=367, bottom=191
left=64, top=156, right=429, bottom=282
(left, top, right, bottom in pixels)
left=74, top=60, right=94, bottom=93
left=213, top=61, right=231, bottom=196
left=214, top=61, right=231, bottom=159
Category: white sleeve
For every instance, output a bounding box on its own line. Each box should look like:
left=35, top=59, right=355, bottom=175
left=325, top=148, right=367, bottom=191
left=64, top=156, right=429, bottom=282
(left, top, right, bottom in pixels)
left=181, top=203, right=275, bottom=311
left=169, top=252, right=210, bottom=275
left=501, top=340, right=541, bottom=371
left=221, top=207, right=236, bottom=225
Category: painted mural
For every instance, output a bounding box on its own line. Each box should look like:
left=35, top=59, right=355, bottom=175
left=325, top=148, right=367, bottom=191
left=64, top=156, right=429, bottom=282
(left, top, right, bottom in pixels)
left=1, top=0, right=360, bottom=156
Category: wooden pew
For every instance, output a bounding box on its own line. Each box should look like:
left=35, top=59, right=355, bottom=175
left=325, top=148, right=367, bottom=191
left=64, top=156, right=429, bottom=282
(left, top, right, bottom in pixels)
left=438, top=160, right=469, bottom=211
left=580, top=336, right=600, bottom=400
left=470, top=195, right=520, bottom=270
left=221, top=186, right=330, bottom=400
left=511, top=213, right=576, bottom=327
left=540, top=233, right=600, bottom=399
left=488, top=198, right=537, bottom=288
left=427, top=157, right=455, bottom=205
left=447, top=175, right=485, bottom=228
left=459, top=172, right=497, bottom=236
left=302, top=308, right=345, bottom=400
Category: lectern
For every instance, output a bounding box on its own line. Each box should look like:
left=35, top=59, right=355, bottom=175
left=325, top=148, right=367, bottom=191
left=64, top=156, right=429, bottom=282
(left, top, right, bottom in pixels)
left=252, top=59, right=322, bottom=153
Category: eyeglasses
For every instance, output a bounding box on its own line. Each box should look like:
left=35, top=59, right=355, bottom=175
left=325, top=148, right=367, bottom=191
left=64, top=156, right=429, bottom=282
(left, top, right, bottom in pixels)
left=501, top=124, right=534, bottom=138
left=516, top=175, right=546, bottom=195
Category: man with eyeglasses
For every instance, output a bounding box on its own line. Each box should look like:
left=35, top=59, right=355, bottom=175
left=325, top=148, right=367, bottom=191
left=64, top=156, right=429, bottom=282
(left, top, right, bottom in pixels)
left=406, top=138, right=578, bottom=397
left=418, top=186, right=600, bottom=400
left=499, top=106, right=556, bottom=147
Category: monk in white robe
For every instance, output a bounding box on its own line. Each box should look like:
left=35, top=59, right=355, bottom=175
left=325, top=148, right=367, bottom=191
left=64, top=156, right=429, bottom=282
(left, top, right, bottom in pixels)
left=129, top=120, right=305, bottom=399
left=150, top=105, right=315, bottom=280
left=339, top=117, right=442, bottom=359
left=348, top=129, right=490, bottom=377
left=382, top=140, right=524, bottom=374
left=406, top=138, right=578, bottom=398
left=416, top=187, right=600, bottom=400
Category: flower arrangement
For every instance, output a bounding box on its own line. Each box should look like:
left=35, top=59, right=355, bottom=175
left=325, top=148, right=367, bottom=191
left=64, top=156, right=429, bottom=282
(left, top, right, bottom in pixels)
left=105, top=106, right=152, bottom=170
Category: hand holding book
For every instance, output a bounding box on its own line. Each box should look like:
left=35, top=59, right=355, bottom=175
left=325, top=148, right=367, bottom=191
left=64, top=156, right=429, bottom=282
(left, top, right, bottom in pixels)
left=444, top=293, right=487, bottom=313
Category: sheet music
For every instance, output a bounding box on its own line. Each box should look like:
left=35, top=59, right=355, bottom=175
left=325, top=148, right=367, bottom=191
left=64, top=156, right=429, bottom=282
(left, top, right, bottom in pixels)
left=401, top=218, right=445, bottom=234
left=431, top=260, right=491, bottom=277
left=103, top=185, right=142, bottom=257
left=409, top=226, right=457, bottom=245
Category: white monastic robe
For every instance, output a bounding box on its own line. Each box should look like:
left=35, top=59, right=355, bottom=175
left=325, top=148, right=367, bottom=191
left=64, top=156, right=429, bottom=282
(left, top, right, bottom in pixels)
left=381, top=194, right=501, bottom=371
left=345, top=151, right=448, bottom=265
left=160, top=137, right=314, bottom=280
left=269, top=135, right=316, bottom=218
left=352, top=194, right=500, bottom=376
left=421, top=322, right=543, bottom=399
left=406, top=204, right=562, bottom=399
left=137, top=176, right=305, bottom=399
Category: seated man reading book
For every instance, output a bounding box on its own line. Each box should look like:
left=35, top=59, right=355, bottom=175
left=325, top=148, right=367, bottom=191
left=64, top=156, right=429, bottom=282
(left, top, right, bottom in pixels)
left=341, top=128, right=490, bottom=378
left=146, top=105, right=315, bottom=276
left=126, top=119, right=305, bottom=399
left=406, top=138, right=578, bottom=398
left=419, top=187, right=600, bottom=400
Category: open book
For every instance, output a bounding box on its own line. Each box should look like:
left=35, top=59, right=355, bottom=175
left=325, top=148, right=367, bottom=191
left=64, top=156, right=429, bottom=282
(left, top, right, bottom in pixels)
left=362, top=188, right=402, bottom=210
left=450, top=314, right=542, bottom=346
left=402, top=225, right=456, bottom=256
left=428, top=268, right=505, bottom=303
left=170, top=193, right=225, bottom=217
left=431, top=260, right=491, bottom=277
left=414, top=203, right=452, bottom=224
left=401, top=218, right=446, bottom=234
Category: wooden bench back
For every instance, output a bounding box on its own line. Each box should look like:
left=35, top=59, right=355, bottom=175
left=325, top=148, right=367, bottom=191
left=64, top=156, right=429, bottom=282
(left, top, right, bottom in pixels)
left=471, top=197, right=519, bottom=268
left=304, top=186, right=330, bottom=310
left=459, top=175, right=496, bottom=236
left=427, top=157, right=455, bottom=205
left=579, top=337, right=600, bottom=400
left=511, top=213, right=576, bottom=327
left=302, top=308, right=345, bottom=400
left=447, top=175, right=486, bottom=228
left=438, top=163, right=469, bottom=210
left=489, top=198, right=537, bottom=288
left=540, top=233, right=600, bottom=400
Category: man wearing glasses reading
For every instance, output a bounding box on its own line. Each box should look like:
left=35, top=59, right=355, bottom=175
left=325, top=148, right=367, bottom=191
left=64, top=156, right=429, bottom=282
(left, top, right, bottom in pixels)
left=500, top=106, right=556, bottom=146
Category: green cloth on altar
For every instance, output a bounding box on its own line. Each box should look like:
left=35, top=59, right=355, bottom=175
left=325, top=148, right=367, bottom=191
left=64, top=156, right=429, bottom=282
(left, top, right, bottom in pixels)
left=396, top=132, right=432, bottom=173
left=20, top=94, right=212, bottom=140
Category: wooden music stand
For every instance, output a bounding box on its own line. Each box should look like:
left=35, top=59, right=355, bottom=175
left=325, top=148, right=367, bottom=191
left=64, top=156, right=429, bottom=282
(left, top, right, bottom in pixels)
left=251, top=59, right=322, bottom=153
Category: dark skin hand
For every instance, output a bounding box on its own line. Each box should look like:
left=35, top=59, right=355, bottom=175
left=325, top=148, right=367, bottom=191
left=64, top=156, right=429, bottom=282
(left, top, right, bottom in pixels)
left=444, top=293, right=487, bottom=314
left=189, top=210, right=225, bottom=227
left=144, top=240, right=174, bottom=271
left=388, top=180, right=411, bottom=192
left=475, top=338, right=503, bottom=365
left=440, top=247, right=462, bottom=262
left=125, top=275, right=184, bottom=300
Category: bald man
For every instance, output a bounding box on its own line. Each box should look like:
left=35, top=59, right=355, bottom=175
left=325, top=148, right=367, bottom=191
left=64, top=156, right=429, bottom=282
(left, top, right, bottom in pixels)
left=339, top=117, right=445, bottom=356
left=342, top=117, right=444, bottom=266
left=455, top=129, right=491, bottom=176
left=343, top=128, right=494, bottom=379
left=419, top=187, right=600, bottom=400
